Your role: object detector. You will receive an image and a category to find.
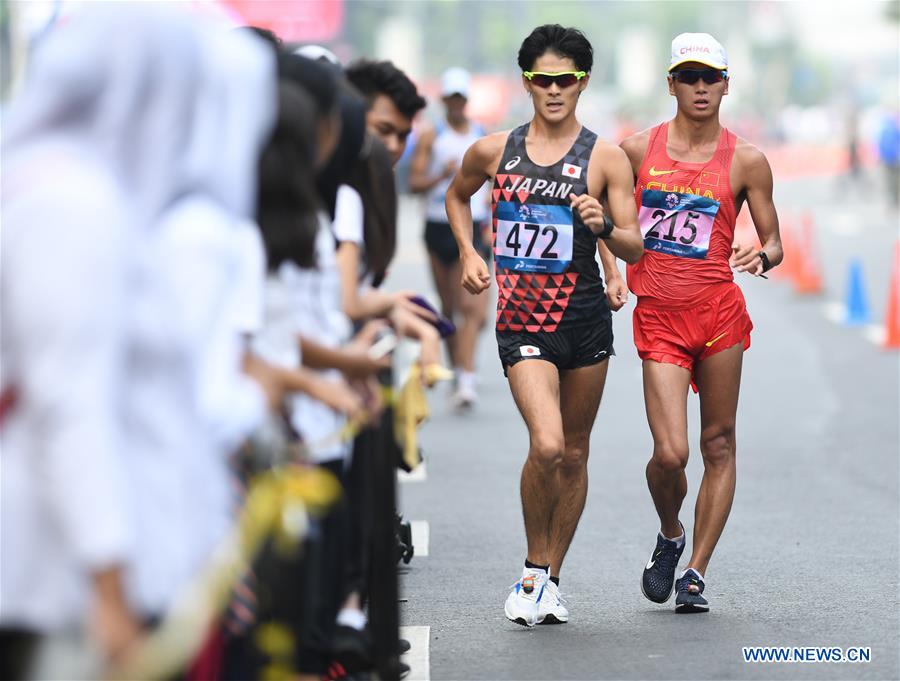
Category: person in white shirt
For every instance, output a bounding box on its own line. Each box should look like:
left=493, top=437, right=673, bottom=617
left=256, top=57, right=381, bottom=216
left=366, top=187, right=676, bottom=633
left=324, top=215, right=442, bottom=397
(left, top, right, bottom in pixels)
left=0, top=4, right=262, bottom=675
left=237, top=51, right=367, bottom=423
left=226, top=76, right=384, bottom=681
left=124, top=23, right=279, bottom=628
left=319, top=79, right=442, bottom=375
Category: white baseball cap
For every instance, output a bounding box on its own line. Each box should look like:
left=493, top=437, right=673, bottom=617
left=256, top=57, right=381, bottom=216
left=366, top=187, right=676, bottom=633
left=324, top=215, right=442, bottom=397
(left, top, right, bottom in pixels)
left=669, top=33, right=728, bottom=72
left=441, top=67, right=471, bottom=98
left=294, top=44, right=341, bottom=67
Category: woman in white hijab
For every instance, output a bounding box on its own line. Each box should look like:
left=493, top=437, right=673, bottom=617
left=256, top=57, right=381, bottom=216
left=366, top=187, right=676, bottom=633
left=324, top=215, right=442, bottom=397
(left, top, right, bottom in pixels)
left=0, top=4, right=275, bottom=675
left=143, top=21, right=277, bottom=616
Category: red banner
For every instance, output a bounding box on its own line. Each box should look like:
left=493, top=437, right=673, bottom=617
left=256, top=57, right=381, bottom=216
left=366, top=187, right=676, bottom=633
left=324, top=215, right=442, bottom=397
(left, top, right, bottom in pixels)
left=219, top=0, right=343, bottom=42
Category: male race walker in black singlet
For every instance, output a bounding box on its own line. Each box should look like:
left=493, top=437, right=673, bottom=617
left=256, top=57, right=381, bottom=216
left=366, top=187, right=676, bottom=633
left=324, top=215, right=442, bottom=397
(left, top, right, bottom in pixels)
left=446, top=24, right=643, bottom=626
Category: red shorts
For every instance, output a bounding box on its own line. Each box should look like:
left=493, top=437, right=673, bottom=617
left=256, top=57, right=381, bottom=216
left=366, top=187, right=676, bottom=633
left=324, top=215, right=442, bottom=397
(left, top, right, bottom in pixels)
left=633, top=282, right=753, bottom=379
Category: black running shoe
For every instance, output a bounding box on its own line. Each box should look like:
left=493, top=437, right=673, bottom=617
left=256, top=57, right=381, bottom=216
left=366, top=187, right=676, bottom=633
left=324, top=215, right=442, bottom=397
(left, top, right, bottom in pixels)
left=640, top=524, right=685, bottom=603
left=675, top=568, right=709, bottom=613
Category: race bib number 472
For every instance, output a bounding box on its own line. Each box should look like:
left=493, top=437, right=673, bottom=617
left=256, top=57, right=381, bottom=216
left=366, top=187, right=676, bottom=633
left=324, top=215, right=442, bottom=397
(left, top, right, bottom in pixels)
left=638, top=190, right=719, bottom=259
left=494, top=201, right=573, bottom=273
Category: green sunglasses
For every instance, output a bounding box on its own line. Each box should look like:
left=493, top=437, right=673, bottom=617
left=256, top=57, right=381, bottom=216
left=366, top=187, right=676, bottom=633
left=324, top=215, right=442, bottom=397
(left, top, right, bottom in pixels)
left=522, top=71, right=587, bottom=88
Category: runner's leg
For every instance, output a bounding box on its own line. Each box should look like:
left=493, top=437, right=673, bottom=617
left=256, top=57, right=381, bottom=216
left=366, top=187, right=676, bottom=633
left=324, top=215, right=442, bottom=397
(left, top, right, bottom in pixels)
left=643, top=360, right=692, bottom=539
left=547, top=361, right=608, bottom=576
left=689, top=342, right=743, bottom=576
left=507, top=360, right=564, bottom=566
left=455, top=280, right=489, bottom=373
left=456, top=223, right=490, bottom=374
left=427, top=251, right=460, bottom=366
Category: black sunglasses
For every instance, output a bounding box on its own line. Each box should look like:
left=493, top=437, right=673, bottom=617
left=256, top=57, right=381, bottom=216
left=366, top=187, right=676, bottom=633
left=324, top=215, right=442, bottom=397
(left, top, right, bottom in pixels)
left=670, top=68, right=728, bottom=85
left=523, top=70, right=587, bottom=89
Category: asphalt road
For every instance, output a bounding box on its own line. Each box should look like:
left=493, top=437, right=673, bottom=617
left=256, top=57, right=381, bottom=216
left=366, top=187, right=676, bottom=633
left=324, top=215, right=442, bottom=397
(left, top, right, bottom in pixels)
left=387, top=185, right=900, bottom=681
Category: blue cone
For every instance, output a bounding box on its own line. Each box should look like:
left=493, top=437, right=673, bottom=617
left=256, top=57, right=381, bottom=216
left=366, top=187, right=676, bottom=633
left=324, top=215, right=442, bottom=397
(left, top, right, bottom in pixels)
left=845, top=259, right=870, bottom=326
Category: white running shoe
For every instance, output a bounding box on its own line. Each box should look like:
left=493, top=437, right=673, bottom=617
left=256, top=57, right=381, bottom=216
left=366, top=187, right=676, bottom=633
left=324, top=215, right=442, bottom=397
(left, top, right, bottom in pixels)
left=504, top=568, right=549, bottom=627
left=452, top=384, right=477, bottom=410
left=537, top=579, right=569, bottom=624
left=452, top=372, right=478, bottom=410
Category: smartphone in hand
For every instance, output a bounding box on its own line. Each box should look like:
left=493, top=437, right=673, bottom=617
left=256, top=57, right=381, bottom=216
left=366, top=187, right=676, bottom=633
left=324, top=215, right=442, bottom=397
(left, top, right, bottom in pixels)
left=368, top=330, right=399, bottom=359
left=408, top=295, right=456, bottom=338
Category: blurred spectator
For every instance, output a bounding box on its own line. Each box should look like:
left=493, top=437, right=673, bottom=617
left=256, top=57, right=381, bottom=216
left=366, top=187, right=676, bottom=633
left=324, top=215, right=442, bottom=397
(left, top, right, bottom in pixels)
left=345, top=59, right=427, bottom=165
left=294, top=43, right=341, bottom=67
left=1, top=7, right=444, bottom=679
left=1, top=5, right=275, bottom=677
left=138, top=21, right=275, bottom=628
left=878, top=111, right=900, bottom=207
left=845, top=107, right=861, bottom=183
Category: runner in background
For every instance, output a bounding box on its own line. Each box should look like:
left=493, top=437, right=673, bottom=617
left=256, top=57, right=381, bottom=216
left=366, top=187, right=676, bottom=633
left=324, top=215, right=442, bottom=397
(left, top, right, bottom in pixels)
left=410, top=67, right=492, bottom=408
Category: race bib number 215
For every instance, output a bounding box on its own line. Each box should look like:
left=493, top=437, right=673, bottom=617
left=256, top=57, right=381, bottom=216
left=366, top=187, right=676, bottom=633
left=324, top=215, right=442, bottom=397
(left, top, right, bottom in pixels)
left=638, top=190, right=719, bottom=260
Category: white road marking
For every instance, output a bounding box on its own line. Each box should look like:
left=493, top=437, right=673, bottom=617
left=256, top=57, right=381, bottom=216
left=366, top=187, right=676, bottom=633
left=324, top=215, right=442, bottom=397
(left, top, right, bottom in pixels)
left=864, top=324, right=886, bottom=345
left=398, top=462, right=427, bottom=483
left=823, top=302, right=886, bottom=346
left=400, top=625, right=430, bottom=681
left=823, top=302, right=845, bottom=324
left=410, top=520, right=429, bottom=557
left=828, top=211, right=862, bottom=236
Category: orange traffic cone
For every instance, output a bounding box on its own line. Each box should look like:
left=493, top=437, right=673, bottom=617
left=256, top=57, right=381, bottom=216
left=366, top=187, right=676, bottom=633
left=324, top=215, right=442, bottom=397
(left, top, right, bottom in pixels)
left=884, top=241, right=900, bottom=350
left=794, top=212, right=823, bottom=295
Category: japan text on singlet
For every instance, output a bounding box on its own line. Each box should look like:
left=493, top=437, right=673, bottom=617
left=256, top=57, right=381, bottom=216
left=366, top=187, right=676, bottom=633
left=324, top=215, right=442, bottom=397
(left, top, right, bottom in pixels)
left=491, top=123, right=607, bottom=333
left=626, top=122, right=739, bottom=307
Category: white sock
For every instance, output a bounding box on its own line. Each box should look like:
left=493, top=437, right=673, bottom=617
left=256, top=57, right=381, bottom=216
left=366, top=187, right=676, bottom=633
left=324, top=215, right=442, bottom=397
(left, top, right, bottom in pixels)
left=458, top=371, right=476, bottom=392
left=660, top=529, right=685, bottom=549
left=679, top=567, right=704, bottom=582
left=336, top=607, right=367, bottom=631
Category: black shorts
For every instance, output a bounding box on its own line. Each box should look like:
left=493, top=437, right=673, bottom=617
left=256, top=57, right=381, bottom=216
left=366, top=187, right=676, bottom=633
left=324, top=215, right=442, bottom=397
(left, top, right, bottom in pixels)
left=497, top=316, right=614, bottom=376
left=424, top=220, right=491, bottom=265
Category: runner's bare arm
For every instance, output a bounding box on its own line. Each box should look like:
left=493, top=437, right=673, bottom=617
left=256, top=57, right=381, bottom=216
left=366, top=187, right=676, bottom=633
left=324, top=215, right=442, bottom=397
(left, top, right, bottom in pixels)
left=597, top=239, right=628, bottom=310
left=408, top=127, right=452, bottom=194
left=730, top=143, right=783, bottom=275
left=594, top=133, right=652, bottom=311
left=446, top=132, right=505, bottom=294
left=574, top=143, right=643, bottom=264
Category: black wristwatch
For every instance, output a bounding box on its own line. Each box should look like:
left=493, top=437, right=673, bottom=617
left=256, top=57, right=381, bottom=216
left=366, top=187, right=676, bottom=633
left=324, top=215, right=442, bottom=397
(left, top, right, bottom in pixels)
left=758, top=250, right=772, bottom=273
left=594, top=215, right=614, bottom=240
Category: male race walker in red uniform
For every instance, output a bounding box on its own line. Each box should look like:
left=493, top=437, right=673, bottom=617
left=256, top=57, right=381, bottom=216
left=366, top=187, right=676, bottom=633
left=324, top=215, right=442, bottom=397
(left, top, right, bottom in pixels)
left=447, top=24, right=643, bottom=626
left=609, top=33, right=783, bottom=613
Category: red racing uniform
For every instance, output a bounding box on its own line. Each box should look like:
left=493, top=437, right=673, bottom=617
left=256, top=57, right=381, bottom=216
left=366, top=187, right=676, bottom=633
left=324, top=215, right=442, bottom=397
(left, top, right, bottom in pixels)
left=627, top=122, right=753, bottom=377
